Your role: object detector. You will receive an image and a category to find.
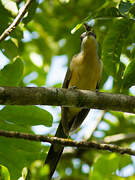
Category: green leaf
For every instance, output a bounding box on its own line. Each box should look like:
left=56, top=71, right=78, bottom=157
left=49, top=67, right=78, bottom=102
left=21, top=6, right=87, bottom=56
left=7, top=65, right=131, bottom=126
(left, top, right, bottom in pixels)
left=90, top=153, right=119, bottom=179
left=129, top=3, right=135, bottom=17
left=0, top=105, right=53, bottom=127
left=1, top=0, right=18, bottom=16
left=118, top=155, right=132, bottom=169
left=113, top=61, right=125, bottom=91
left=122, top=60, right=135, bottom=89
left=119, top=1, right=132, bottom=14
left=0, top=137, right=46, bottom=179
left=0, top=40, right=19, bottom=59
left=0, top=2, right=11, bottom=34
left=0, top=165, right=10, bottom=180
left=0, top=104, right=51, bottom=179
left=96, top=7, right=121, bottom=18
left=71, top=23, right=83, bottom=34
left=40, top=165, right=50, bottom=177
left=23, top=0, right=38, bottom=24
left=102, top=18, right=132, bottom=77
left=29, top=160, right=49, bottom=179
left=10, top=26, right=24, bottom=41
left=0, top=58, right=24, bottom=86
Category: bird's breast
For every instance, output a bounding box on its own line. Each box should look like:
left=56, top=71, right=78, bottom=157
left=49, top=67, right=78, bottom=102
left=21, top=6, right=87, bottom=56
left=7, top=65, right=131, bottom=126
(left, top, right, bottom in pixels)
left=69, top=56, right=101, bottom=91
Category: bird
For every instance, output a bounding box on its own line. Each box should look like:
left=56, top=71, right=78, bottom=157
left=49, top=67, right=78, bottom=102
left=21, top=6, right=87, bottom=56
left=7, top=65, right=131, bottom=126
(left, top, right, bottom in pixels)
left=45, top=24, right=103, bottom=179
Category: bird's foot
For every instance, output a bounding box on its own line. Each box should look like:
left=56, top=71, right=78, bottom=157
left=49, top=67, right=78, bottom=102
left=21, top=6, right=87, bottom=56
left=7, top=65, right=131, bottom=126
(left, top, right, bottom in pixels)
left=69, top=86, right=77, bottom=90
left=96, top=88, right=99, bottom=93
left=95, top=89, right=100, bottom=95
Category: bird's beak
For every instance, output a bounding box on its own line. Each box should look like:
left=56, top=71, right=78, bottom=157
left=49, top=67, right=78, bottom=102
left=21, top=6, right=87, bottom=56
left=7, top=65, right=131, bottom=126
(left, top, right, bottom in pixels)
left=87, top=31, right=96, bottom=38
left=83, top=23, right=96, bottom=38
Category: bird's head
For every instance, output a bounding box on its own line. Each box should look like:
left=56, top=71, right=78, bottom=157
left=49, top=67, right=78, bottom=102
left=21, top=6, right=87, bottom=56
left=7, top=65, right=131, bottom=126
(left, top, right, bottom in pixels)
left=80, top=24, right=97, bottom=51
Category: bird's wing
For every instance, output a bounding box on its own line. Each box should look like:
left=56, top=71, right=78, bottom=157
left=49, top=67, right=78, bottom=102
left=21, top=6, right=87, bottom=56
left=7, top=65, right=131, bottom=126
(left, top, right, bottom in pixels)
left=69, top=108, right=90, bottom=133
left=62, top=66, right=72, bottom=88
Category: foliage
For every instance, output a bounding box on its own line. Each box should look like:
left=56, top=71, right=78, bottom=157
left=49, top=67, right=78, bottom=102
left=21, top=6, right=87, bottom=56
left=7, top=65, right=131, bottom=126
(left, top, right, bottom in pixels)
left=0, top=0, right=135, bottom=179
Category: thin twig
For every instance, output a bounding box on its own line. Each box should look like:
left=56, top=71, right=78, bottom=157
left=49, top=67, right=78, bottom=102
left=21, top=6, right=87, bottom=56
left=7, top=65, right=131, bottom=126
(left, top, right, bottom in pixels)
left=0, top=0, right=34, bottom=42
left=63, top=132, right=135, bottom=160
left=0, top=129, right=134, bottom=156
left=103, top=133, right=135, bottom=143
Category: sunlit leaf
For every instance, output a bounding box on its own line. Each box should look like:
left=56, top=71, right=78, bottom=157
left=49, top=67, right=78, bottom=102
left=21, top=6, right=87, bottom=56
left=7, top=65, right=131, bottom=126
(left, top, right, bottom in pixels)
left=1, top=0, right=18, bottom=16
left=40, top=165, right=50, bottom=177
left=21, top=167, right=31, bottom=180
left=71, top=23, right=83, bottom=34
left=0, top=165, right=10, bottom=180
left=90, top=153, right=119, bottom=179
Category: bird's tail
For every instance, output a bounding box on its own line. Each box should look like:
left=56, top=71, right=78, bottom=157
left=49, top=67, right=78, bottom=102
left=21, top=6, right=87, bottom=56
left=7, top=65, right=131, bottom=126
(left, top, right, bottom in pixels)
left=45, top=122, right=68, bottom=179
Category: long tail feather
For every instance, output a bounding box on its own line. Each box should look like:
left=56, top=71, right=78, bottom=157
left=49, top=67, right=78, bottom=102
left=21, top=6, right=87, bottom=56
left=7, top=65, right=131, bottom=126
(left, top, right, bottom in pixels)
left=45, top=122, right=68, bottom=179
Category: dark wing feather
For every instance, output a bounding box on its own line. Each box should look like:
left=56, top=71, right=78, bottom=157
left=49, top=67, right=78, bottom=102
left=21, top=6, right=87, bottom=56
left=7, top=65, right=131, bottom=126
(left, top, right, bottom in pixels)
left=70, top=108, right=90, bottom=132
left=62, top=67, right=72, bottom=88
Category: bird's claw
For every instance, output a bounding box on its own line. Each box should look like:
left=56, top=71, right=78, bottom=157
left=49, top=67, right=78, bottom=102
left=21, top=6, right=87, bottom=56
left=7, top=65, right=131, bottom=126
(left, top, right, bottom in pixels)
left=69, top=86, right=77, bottom=90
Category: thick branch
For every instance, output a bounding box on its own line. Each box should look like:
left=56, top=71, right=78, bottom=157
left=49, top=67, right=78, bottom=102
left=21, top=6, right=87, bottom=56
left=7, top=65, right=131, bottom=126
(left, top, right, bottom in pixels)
left=0, top=87, right=135, bottom=113
left=0, top=0, right=34, bottom=42
left=0, top=129, right=134, bottom=156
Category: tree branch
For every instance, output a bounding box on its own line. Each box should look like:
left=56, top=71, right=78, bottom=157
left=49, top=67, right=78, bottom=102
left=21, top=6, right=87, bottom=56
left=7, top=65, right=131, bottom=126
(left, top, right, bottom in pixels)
left=103, top=133, right=135, bottom=143
left=0, top=86, right=135, bottom=114
left=0, top=129, right=134, bottom=156
left=0, top=0, right=34, bottom=42
left=62, top=133, right=135, bottom=161
left=86, top=110, right=105, bottom=139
